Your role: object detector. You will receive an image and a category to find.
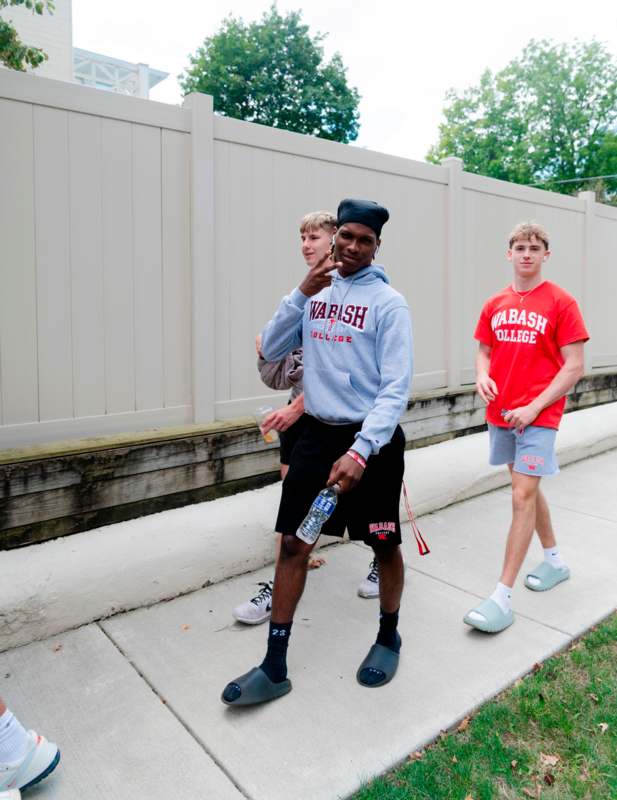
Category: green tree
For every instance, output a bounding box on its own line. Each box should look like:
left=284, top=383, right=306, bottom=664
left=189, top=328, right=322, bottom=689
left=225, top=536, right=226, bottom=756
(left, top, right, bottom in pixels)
left=179, top=5, right=360, bottom=143
left=0, top=0, right=54, bottom=71
left=428, top=40, right=617, bottom=196
left=571, top=131, right=617, bottom=202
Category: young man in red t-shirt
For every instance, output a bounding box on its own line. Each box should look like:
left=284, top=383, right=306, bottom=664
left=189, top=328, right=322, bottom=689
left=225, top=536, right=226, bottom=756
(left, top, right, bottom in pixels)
left=464, top=222, right=589, bottom=633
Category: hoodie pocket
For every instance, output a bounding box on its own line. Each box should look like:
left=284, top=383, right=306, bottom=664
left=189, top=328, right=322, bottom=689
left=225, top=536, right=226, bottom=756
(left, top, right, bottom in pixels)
left=304, top=365, right=370, bottom=421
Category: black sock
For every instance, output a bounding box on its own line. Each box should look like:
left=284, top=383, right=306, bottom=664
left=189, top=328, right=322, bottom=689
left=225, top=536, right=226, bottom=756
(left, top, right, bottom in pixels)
left=260, top=621, right=292, bottom=683
left=376, top=608, right=401, bottom=653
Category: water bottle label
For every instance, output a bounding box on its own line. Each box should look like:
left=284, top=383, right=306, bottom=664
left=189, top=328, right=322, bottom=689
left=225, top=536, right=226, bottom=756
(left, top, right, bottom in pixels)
left=314, top=495, right=336, bottom=516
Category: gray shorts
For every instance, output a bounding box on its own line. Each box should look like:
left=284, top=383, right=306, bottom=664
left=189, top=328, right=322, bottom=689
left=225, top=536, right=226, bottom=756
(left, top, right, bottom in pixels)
left=488, top=424, right=559, bottom=477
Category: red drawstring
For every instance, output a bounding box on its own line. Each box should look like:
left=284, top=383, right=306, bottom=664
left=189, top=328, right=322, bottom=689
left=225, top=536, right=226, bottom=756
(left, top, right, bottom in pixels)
left=403, top=482, right=430, bottom=555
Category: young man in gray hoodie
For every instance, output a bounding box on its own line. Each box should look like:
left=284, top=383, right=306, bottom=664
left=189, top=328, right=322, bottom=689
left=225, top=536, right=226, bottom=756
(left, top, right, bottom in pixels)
left=222, top=199, right=413, bottom=706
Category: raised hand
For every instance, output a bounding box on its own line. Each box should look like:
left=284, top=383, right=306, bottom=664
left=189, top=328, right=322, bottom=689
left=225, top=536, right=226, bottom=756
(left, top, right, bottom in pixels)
left=298, top=251, right=340, bottom=297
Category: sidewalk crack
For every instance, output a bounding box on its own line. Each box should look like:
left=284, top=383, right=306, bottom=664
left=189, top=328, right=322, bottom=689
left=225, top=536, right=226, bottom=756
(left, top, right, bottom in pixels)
left=542, top=502, right=616, bottom=525
left=97, top=622, right=253, bottom=800
left=405, top=567, right=574, bottom=638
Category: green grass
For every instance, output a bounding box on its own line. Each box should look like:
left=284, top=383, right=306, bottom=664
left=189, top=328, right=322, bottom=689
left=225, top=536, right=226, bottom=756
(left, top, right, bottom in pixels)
left=354, top=612, right=617, bottom=800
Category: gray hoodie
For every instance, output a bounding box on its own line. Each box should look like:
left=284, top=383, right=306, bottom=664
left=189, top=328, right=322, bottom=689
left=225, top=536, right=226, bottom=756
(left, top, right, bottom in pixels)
left=261, top=264, right=413, bottom=460
left=257, top=349, right=303, bottom=400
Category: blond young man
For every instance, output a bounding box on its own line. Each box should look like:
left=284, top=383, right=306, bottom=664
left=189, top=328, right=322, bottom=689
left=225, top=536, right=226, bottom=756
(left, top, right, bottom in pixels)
left=464, top=223, right=589, bottom=633
left=231, top=212, right=380, bottom=626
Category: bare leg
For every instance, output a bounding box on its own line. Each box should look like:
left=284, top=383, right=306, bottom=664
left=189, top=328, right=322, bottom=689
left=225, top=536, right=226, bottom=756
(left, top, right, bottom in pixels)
left=0, top=700, right=5, bottom=716
left=500, top=470, right=541, bottom=587
left=272, top=466, right=288, bottom=566
left=507, top=464, right=557, bottom=549
left=270, top=535, right=316, bottom=621
left=222, top=534, right=317, bottom=702
left=374, top=544, right=404, bottom=612
left=535, top=488, right=557, bottom=548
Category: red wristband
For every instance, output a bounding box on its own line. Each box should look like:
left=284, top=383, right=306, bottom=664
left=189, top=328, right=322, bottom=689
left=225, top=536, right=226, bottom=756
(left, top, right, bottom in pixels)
left=346, top=449, right=367, bottom=469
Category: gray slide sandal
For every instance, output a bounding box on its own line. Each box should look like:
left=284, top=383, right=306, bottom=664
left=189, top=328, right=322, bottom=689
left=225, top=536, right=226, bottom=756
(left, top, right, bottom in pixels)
left=221, top=666, right=292, bottom=706
left=356, top=643, right=400, bottom=688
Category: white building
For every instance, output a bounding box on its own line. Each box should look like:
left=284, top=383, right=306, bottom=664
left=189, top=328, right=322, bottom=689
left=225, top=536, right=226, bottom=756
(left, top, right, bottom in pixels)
left=0, top=0, right=168, bottom=97
left=73, top=48, right=168, bottom=97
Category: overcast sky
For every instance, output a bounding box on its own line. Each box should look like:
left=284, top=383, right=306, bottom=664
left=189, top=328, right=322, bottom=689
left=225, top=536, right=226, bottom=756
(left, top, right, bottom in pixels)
left=72, top=0, right=617, bottom=162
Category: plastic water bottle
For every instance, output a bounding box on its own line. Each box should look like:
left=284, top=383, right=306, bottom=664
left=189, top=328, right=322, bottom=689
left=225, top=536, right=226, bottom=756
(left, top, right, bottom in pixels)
left=296, top=486, right=339, bottom=545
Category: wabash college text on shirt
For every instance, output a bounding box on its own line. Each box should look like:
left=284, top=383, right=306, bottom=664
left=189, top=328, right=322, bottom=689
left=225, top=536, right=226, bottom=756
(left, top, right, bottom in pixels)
left=474, top=280, right=589, bottom=430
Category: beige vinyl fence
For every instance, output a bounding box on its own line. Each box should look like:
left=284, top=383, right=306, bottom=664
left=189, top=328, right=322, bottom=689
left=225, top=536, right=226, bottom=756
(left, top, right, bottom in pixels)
left=1, top=69, right=615, bottom=449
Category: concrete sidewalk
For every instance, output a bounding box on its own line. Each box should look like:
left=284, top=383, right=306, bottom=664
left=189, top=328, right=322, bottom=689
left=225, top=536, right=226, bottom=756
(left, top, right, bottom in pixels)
left=2, top=449, right=616, bottom=800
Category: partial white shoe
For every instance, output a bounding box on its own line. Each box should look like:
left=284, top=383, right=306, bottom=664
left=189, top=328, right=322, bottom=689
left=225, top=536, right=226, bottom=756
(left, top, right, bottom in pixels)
left=232, top=580, right=274, bottom=624
left=357, top=559, right=380, bottom=598
left=0, top=790, right=20, bottom=799
left=0, top=731, right=60, bottom=793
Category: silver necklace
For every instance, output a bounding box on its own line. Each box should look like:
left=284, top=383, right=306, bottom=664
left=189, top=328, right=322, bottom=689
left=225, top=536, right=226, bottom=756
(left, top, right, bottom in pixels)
left=510, top=280, right=544, bottom=304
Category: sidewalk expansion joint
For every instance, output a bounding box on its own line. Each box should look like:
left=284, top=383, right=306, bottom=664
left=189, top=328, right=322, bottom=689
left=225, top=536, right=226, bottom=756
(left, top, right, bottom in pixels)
left=542, top=502, right=617, bottom=525
left=405, top=566, right=574, bottom=638
left=96, top=622, right=254, bottom=800
left=507, top=613, right=572, bottom=638
left=404, top=564, right=489, bottom=601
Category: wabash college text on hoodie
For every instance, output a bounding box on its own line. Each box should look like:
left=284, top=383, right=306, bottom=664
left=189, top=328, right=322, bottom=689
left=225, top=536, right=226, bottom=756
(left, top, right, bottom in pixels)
left=261, top=264, right=413, bottom=461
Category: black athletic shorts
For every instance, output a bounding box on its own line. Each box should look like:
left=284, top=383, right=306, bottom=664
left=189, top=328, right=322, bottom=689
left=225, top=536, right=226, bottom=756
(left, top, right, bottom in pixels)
left=276, top=415, right=405, bottom=546
left=279, top=406, right=308, bottom=466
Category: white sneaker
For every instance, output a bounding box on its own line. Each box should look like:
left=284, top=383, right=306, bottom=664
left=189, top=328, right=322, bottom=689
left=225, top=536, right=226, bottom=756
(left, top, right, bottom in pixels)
left=357, top=559, right=380, bottom=598
left=0, top=791, right=20, bottom=799
left=232, top=581, right=273, bottom=624
left=0, top=731, right=60, bottom=792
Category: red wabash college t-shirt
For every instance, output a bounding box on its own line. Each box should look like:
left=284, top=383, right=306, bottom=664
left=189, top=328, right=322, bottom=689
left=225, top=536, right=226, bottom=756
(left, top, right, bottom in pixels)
left=474, top=280, right=589, bottom=430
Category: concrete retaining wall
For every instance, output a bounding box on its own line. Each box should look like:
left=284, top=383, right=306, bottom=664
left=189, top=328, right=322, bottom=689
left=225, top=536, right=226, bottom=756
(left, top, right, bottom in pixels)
left=2, top=372, right=615, bottom=550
